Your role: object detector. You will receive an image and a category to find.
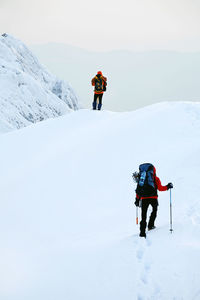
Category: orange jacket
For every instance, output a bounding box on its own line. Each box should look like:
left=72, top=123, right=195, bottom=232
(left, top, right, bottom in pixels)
left=91, top=75, right=107, bottom=94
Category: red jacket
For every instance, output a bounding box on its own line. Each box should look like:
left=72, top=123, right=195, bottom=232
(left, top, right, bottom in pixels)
left=136, top=176, right=167, bottom=200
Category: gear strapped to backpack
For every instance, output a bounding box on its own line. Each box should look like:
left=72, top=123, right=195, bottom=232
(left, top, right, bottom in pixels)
left=136, top=163, right=157, bottom=197
left=94, top=76, right=107, bottom=93
left=95, top=76, right=103, bottom=92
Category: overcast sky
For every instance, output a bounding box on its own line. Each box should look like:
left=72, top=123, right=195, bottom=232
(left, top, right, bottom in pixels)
left=1, top=0, right=200, bottom=51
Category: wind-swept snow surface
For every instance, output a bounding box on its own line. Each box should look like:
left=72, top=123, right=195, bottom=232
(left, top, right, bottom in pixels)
left=0, top=34, right=79, bottom=133
left=0, top=102, right=200, bottom=300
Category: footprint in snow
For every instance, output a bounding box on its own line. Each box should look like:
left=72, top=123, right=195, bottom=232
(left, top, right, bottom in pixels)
left=137, top=294, right=145, bottom=300
left=145, top=261, right=151, bottom=271
left=137, top=249, right=144, bottom=260
left=140, top=259, right=151, bottom=284
left=136, top=236, right=150, bottom=261
left=151, top=284, right=161, bottom=300
left=140, top=272, right=148, bottom=285
left=146, top=236, right=152, bottom=246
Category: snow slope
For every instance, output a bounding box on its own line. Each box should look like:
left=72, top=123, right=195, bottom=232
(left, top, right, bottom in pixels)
left=0, top=102, right=200, bottom=300
left=0, top=34, right=79, bottom=133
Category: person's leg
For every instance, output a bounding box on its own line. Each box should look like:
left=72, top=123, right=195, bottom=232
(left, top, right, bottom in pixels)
left=98, top=94, right=103, bottom=110
left=93, top=94, right=98, bottom=110
left=140, top=200, right=149, bottom=236
left=148, top=199, right=158, bottom=229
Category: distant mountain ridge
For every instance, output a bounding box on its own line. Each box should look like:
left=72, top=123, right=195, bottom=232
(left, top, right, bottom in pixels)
left=0, top=34, right=79, bottom=133
left=31, top=42, right=200, bottom=111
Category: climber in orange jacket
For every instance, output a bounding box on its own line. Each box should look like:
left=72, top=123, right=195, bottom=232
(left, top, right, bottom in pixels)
left=91, top=71, right=107, bottom=110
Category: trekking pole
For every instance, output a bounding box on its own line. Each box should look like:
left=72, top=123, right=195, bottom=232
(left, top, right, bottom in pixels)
left=136, top=206, right=138, bottom=225
left=169, top=189, right=173, bottom=233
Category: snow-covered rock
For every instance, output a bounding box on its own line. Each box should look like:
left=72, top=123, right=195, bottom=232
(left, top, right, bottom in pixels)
left=0, top=33, right=79, bottom=133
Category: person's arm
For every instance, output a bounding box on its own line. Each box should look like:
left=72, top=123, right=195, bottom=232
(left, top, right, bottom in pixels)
left=155, top=176, right=168, bottom=191
left=134, top=193, right=140, bottom=206
left=103, top=76, right=107, bottom=82
left=136, top=194, right=140, bottom=200
left=101, top=76, right=107, bottom=85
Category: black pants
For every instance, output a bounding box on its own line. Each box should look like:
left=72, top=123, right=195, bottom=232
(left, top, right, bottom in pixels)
left=93, top=94, right=103, bottom=110
left=140, top=198, right=158, bottom=234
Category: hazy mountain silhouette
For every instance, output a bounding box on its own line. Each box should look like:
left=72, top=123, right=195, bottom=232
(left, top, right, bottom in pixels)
left=31, top=43, right=200, bottom=111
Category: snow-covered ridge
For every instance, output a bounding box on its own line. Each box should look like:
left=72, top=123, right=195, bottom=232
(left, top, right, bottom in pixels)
left=0, top=33, right=79, bottom=133
left=0, top=101, right=200, bottom=299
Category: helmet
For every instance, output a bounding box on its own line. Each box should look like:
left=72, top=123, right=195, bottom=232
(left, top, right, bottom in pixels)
left=97, top=71, right=102, bottom=75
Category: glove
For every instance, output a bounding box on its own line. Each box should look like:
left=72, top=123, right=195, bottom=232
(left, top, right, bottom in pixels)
left=134, top=198, right=140, bottom=207
left=167, top=182, right=173, bottom=190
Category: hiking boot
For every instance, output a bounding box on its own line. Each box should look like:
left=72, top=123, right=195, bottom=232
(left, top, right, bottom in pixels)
left=139, top=232, right=146, bottom=238
left=148, top=226, right=156, bottom=231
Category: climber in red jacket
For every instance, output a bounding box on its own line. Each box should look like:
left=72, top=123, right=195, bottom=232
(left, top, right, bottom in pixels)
left=133, top=163, right=173, bottom=237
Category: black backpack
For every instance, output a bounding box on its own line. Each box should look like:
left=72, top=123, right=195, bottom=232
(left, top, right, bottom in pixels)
left=95, top=77, right=103, bottom=92
left=136, top=163, right=157, bottom=197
